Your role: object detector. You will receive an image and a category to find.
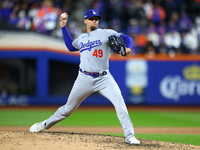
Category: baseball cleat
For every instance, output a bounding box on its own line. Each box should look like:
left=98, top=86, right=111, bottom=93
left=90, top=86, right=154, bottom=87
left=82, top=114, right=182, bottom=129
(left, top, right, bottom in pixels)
left=29, top=120, right=47, bottom=132
left=125, top=137, right=140, bottom=145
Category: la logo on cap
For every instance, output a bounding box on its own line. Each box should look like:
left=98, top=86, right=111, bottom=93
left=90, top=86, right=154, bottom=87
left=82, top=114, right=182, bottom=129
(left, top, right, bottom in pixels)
left=84, top=9, right=101, bottom=19
left=92, top=10, right=96, bottom=14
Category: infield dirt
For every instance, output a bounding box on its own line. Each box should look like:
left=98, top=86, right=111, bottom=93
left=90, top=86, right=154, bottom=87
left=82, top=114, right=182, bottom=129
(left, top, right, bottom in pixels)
left=0, top=130, right=200, bottom=150
left=0, top=106, right=200, bottom=150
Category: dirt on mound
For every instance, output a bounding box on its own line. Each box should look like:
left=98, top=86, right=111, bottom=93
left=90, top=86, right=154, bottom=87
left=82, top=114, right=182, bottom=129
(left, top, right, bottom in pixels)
left=0, top=131, right=199, bottom=150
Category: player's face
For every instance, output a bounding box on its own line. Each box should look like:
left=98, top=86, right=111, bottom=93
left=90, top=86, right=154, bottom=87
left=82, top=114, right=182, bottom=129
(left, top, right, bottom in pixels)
left=84, top=17, right=99, bottom=32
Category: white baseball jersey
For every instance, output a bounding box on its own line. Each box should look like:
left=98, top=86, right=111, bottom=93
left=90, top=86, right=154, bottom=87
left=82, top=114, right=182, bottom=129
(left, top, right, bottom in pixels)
left=72, top=28, right=117, bottom=72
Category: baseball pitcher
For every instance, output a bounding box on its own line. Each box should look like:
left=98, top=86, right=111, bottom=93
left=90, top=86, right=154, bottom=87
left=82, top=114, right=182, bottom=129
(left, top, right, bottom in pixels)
left=29, top=9, right=140, bottom=145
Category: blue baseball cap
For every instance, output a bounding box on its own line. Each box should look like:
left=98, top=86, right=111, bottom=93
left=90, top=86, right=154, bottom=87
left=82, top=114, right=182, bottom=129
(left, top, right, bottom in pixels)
left=84, top=9, right=101, bottom=19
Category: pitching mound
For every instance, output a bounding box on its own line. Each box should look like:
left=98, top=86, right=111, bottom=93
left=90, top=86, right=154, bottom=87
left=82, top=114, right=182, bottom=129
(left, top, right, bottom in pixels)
left=0, top=131, right=199, bottom=150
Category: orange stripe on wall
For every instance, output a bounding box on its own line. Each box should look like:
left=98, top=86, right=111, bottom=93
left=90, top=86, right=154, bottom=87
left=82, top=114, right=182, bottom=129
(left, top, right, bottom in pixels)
left=110, top=54, right=200, bottom=61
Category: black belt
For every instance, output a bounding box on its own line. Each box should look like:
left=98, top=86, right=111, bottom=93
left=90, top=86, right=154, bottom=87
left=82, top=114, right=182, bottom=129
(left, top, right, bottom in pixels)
left=79, top=68, right=107, bottom=77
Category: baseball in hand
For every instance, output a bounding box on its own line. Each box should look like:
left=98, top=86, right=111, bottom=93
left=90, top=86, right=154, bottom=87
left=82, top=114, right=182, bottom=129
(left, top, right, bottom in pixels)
left=61, top=13, right=67, bottom=19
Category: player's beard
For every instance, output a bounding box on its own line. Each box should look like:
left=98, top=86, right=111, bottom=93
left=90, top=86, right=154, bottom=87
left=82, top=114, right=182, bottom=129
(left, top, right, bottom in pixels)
left=90, top=26, right=97, bottom=31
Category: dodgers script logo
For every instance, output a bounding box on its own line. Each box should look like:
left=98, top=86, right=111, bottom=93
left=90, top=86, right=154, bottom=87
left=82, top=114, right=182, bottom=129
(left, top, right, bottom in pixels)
left=79, top=40, right=102, bottom=52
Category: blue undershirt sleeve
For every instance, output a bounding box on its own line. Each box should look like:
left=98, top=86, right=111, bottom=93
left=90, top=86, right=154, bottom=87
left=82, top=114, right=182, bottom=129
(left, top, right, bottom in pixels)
left=61, top=26, right=78, bottom=51
left=120, top=34, right=133, bottom=49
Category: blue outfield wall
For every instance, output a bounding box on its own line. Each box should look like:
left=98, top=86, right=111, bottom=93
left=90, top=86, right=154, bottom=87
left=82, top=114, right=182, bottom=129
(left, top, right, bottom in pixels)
left=147, top=61, right=200, bottom=105
left=0, top=50, right=200, bottom=106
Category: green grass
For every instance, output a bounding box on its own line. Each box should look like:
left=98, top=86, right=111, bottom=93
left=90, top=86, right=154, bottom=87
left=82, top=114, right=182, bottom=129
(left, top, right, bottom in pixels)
left=0, top=109, right=200, bottom=146
left=137, top=134, right=200, bottom=146
left=108, top=134, right=200, bottom=146
left=0, top=110, right=199, bottom=127
left=130, top=112, right=200, bottom=127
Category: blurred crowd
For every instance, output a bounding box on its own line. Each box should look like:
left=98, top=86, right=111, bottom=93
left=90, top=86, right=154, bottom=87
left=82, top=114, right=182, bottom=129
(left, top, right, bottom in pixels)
left=0, top=0, right=200, bottom=55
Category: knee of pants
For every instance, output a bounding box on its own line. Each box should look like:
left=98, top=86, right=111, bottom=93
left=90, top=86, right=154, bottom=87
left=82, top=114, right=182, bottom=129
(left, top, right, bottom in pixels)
left=61, top=104, right=78, bottom=116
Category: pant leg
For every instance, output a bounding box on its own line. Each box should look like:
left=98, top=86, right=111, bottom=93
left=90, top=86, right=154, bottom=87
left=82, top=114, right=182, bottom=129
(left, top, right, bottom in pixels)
left=45, top=72, right=94, bottom=129
left=98, top=73, right=134, bottom=139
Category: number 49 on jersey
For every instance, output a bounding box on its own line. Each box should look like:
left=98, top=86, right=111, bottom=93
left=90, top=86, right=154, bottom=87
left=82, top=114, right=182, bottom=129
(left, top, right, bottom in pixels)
left=92, top=49, right=103, bottom=58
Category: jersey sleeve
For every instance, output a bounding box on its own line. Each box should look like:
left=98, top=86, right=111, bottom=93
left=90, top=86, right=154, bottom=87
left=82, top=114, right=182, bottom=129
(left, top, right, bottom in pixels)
left=120, top=34, right=133, bottom=49
left=61, top=26, right=78, bottom=51
left=72, top=38, right=79, bottom=49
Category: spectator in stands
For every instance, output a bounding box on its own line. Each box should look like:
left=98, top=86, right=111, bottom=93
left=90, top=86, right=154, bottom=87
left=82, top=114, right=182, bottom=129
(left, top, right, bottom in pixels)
left=195, top=12, right=200, bottom=53
left=32, top=0, right=60, bottom=34
left=146, top=23, right=160, bottom=53
left=145, top=41, right=156, bottom=56
left=127, top=0, right=138, bottom=19
left=181, top=29, right=199, bottom=54
left=126, top=18, right=141, bottom=54
left=164, top=27, right=181, bottom=54
left=127, top=18, right=141, bottom=35
left=170, top=11, right=179, bottom=26
left=130, top=1, right=148, bottom=30
left=7, top=11, right=18, bottom=25
left=161, top=0, right=185, bottom=23
left=159, top=43, right=168, bottom=55
left=178, top=11, right=192, bottom=32
left=156, top=21, right=167, bottom=36
left=43, top=6, right=61, bottom=35
left=0, top=84, right=8, bottom=98
left=156, top=20, right=168, bottom=54
left=135, top=31, right=148, bottom=53
left=150, top=2, right=166, bottom=26
left=167, top=19, right=179, bottom=32
left=0, top=0, right=13, bottom=21
left=16, top=10, right=31, bottom=30
left=143, top=0, right=154, bottom=20
left=28, top=3, right=39, bottom=30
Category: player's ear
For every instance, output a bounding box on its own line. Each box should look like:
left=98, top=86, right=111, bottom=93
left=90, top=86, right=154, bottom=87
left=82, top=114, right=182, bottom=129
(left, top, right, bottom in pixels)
left=83, top=19, right=87, bottom=24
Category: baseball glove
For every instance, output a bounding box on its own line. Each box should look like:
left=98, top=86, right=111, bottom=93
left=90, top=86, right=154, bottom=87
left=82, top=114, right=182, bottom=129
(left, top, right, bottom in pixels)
left=108, top=35, right=127, bottom=56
